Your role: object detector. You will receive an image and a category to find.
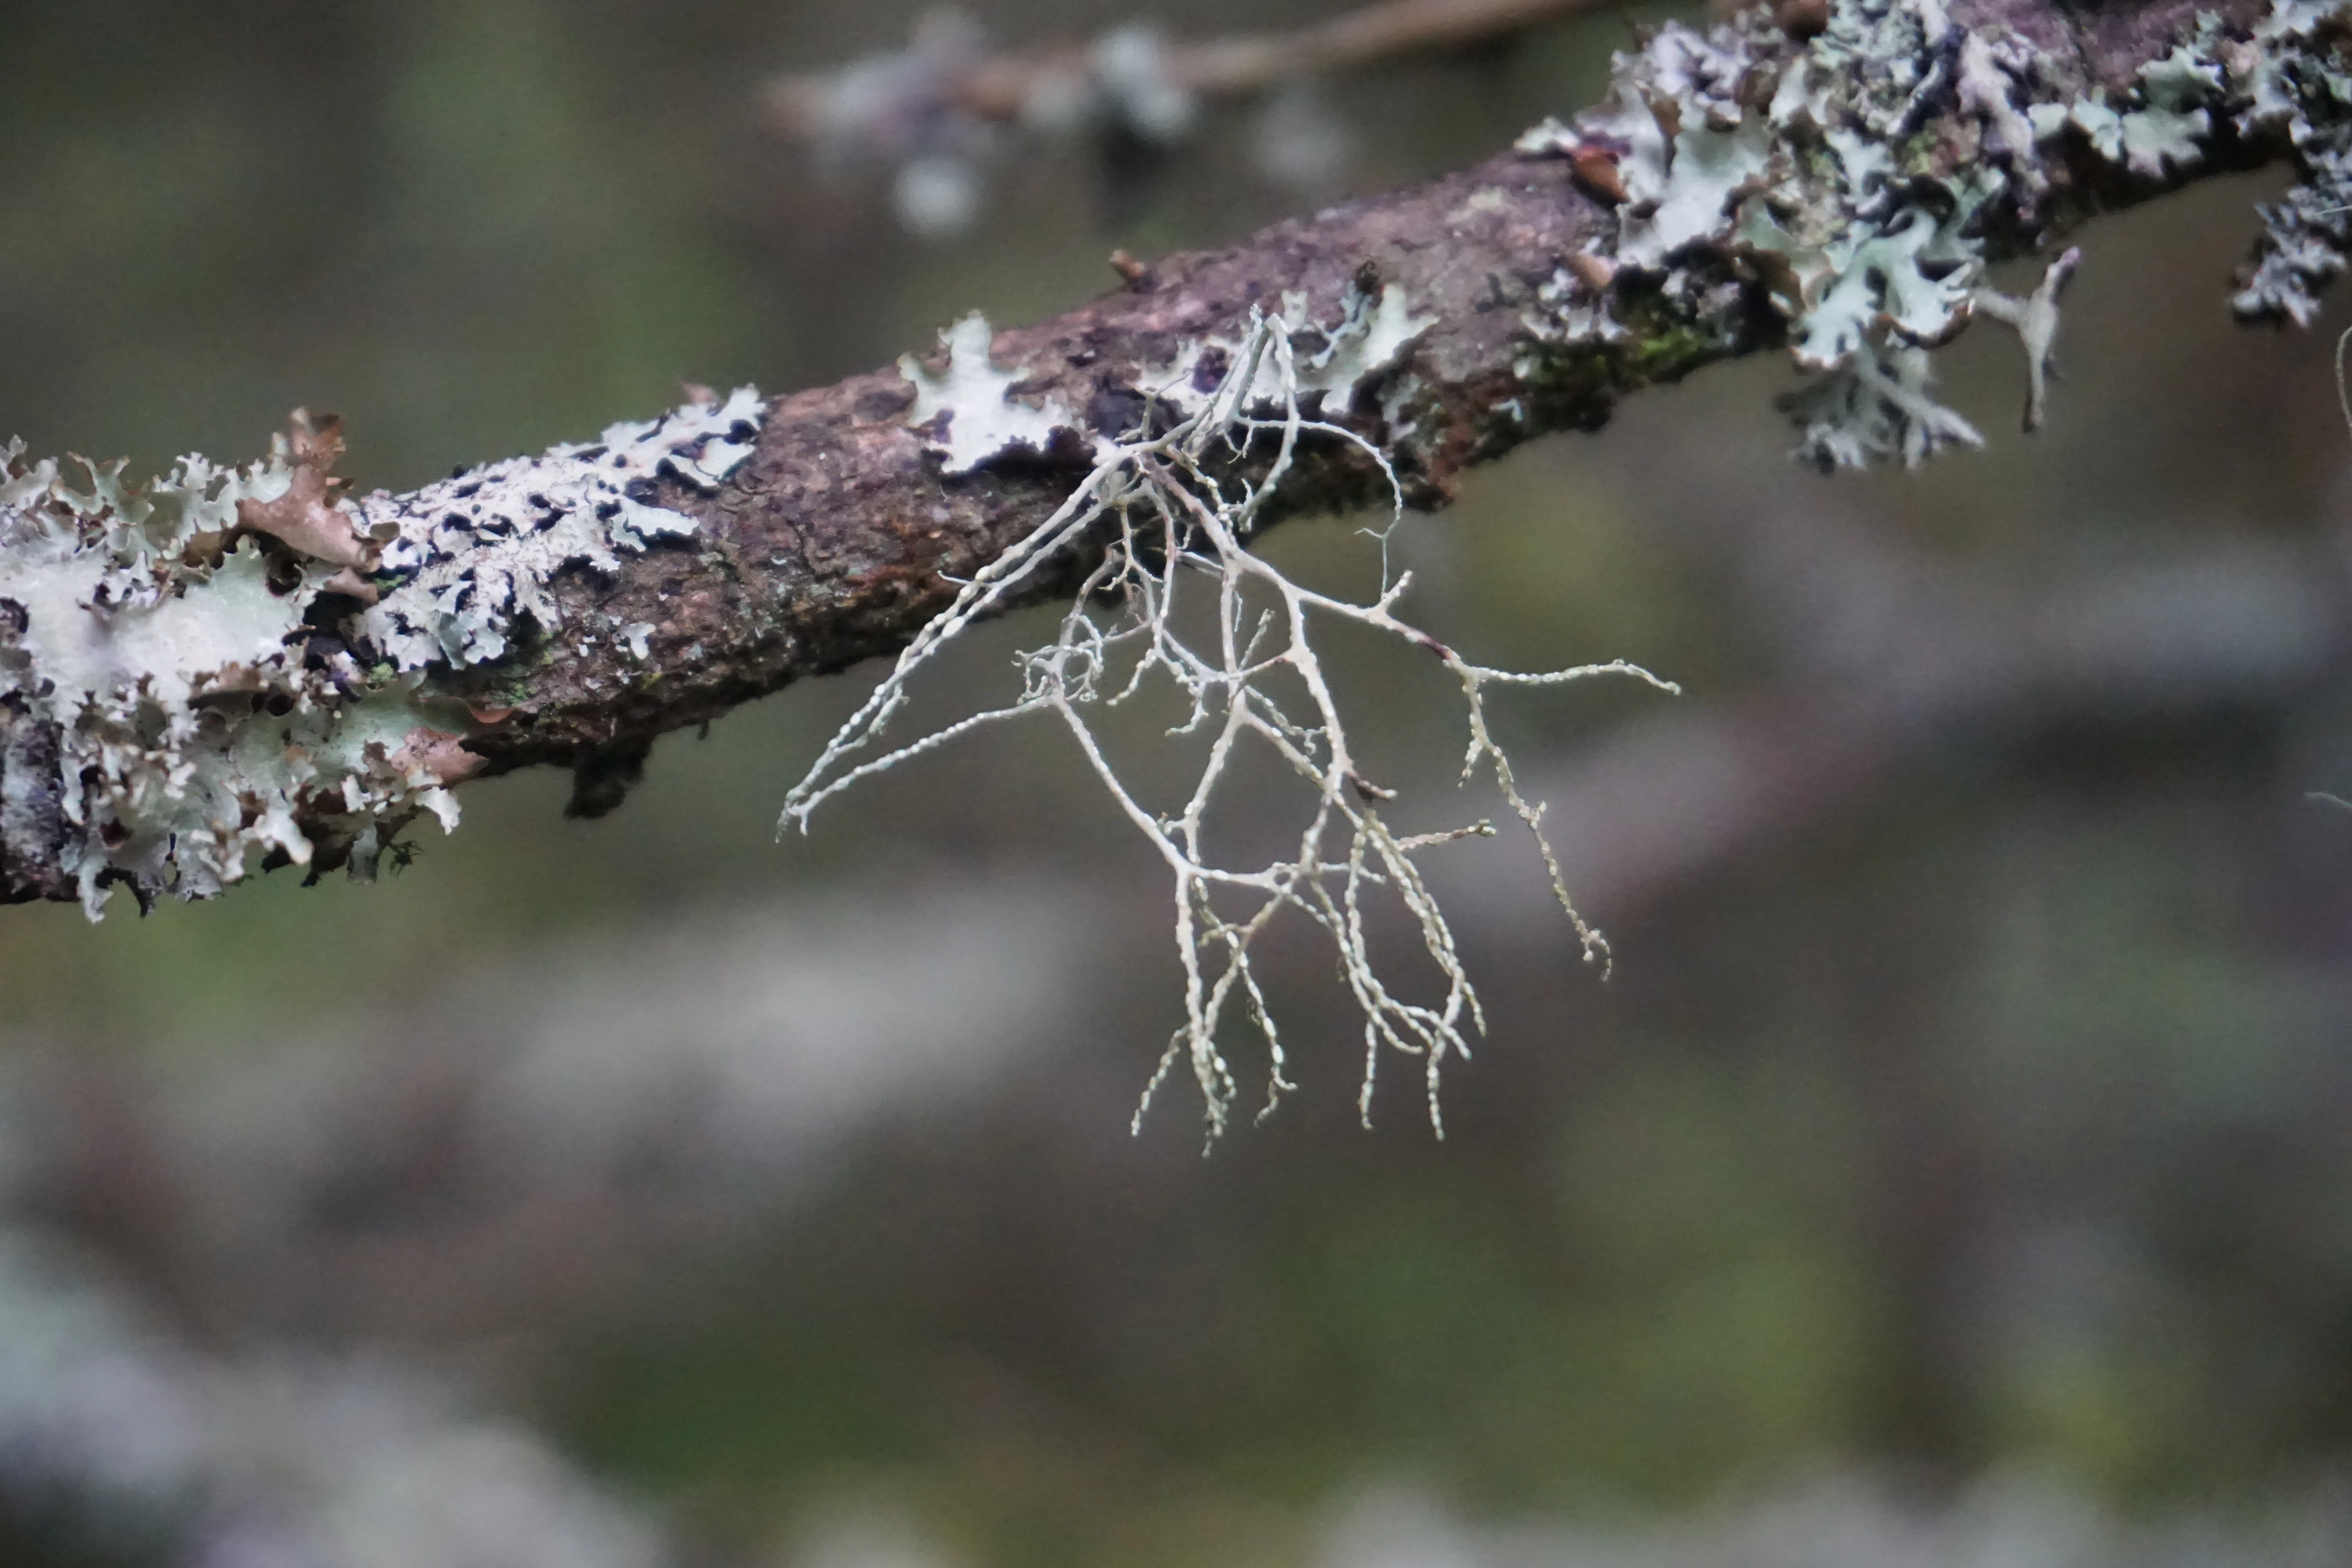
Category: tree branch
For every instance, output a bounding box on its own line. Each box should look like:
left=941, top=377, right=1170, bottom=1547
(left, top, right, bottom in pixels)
left=761, top=0, right=1629, bottom=232
left=762, top=0, right=1620, bottom=145
left=2, top=0, right=2343, bottom=914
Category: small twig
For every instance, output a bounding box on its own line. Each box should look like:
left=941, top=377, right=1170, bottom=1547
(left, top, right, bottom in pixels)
left=764, top=0, right=1620, bottom=231
left=2334, top=322, right=2352, bottom=446
left=1172, top=0, right=1619, bottom=97
left=1972, top=246, right=2081, bottom=433
left=764, top=0, right=1615, bottom=141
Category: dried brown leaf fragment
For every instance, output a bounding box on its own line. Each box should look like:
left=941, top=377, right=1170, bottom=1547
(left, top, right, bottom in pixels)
left=235, top=410, right=373, bottom=570
left=1569, top=145, right=1628, bottom=205
left=386, top=726, right=487, bottom=786
left=1563, top=252, right=1616, bottom=292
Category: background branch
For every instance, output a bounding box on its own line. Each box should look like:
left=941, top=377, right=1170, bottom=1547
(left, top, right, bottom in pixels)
left=764, top=0, right=1616, bottom=135
left=0, top=0, right=2332, bottom=911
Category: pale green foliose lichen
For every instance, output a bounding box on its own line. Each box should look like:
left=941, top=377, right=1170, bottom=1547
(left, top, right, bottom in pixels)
left=0, top=438, right=443, bottom=914
left=0, top=387, right=764, bottom=917
left=1514, top=0, right=2352, bottom=466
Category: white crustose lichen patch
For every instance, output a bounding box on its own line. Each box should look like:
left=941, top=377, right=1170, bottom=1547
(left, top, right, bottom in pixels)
left=0, top=387, right=764, bottom=916
left=901, top=314, right=1076, bottom=474
left=898, top=278, right=1431, bottom=478
left=356, top=385, right=762, bottom=670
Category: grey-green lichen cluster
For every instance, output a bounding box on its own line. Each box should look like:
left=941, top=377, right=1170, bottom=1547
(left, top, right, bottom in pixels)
left=0, top=389, right=762, bottom=916
left=2229, top=2, right=2352, bottom=321
left=1515, top=0, right=2352, bottom=467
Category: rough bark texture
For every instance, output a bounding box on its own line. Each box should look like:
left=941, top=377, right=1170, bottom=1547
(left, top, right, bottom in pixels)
left=1, top=0, right=2339, bottom=908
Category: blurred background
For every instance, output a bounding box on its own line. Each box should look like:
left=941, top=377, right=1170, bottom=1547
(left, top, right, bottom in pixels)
left=6, top=1, right=2352, bottom=1563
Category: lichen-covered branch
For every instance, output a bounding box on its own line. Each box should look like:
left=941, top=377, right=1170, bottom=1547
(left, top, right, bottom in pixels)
left=5, top=0, right=2349, bottom=917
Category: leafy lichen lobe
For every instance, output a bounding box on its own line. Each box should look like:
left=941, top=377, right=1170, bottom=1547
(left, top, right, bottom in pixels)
left=1510, top=0, right=2352, bottom=464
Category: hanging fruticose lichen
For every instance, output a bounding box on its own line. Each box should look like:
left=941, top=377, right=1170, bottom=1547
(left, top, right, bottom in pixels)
left=808, top=284, right=1663, bottom=1143
left=1510, top=0, right=2352, bottom=467
left=0, top=389, right=762, bottom=916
